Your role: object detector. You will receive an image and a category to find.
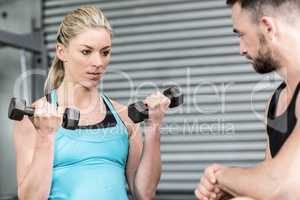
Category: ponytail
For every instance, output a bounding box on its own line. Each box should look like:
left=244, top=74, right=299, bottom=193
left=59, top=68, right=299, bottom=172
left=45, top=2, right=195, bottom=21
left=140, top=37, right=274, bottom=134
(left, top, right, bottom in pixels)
left=44, top=55, right=65, bottom=94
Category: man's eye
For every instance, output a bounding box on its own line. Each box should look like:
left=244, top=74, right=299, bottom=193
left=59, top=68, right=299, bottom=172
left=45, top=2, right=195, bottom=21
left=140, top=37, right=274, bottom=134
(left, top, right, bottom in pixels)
left=81, top=50, right=91, bottom=55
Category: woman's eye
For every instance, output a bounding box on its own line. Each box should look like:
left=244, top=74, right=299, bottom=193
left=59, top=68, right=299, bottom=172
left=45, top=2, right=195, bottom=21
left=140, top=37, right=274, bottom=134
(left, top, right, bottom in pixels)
left=102, top=50, right=111, bottom=57
left=81, top=50, right=91, bottom=55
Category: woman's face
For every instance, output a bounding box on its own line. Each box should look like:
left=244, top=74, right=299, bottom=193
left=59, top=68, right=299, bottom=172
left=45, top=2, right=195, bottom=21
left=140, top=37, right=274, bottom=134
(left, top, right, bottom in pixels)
left=57, top=27, right=112, bottom=89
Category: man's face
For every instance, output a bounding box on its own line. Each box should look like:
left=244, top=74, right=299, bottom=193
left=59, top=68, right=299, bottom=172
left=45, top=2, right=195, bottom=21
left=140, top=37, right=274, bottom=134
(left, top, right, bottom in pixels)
left=231, top=3, right=281, bottom=74
left=252, top=34, right=279, bottom=74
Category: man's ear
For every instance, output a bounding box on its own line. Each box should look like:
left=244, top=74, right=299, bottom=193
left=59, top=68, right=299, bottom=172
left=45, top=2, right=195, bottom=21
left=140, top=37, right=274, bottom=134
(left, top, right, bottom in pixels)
left=259, top=16, right=277, bottom=41
left=56, top=43, right=66, bottom=61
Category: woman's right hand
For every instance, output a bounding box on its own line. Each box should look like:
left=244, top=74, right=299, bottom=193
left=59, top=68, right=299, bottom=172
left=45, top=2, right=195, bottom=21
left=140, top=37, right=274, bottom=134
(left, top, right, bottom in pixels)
left=30, top=100, right=62, bottom=137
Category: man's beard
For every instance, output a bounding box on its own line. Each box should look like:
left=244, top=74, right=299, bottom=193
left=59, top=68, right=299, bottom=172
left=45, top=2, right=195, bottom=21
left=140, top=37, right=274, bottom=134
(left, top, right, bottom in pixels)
left=251, top=35, right=281, bottom=74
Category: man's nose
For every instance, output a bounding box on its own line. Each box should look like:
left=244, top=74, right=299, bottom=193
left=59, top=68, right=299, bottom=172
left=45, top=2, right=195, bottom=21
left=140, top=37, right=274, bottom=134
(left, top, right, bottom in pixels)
left=239, top=42, right=247, bottom=56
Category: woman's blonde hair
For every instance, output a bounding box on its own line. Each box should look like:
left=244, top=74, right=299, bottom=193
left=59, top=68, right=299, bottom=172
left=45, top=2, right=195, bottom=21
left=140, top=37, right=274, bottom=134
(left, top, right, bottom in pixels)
left=44, top=5, right=112, bottom=94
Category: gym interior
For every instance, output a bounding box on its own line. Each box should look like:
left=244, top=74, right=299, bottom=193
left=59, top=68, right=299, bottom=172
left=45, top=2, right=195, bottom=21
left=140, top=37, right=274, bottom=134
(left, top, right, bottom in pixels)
left=0, top=0, right=279, bottom=199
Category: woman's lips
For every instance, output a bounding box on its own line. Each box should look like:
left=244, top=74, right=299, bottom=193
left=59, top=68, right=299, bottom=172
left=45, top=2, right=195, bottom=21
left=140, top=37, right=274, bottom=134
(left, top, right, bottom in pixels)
left=87, top=72, right=101, bottom=80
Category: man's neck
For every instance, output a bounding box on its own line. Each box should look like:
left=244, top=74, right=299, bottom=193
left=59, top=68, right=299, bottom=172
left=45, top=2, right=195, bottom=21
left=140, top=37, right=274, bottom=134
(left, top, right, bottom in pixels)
left=276, top=26, right=300, bottom=93
left=277, top=63, right=300, bottom=95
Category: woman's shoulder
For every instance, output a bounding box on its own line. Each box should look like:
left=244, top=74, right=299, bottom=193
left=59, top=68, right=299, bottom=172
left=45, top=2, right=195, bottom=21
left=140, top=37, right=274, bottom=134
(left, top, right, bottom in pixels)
left=107, top=97, right=133, bottom=124
left=31, top=95, right=48, bottom=107
left=13, top=95, right=48, bottom=133
left=14, top=95, right=45, bottom=121
left=12, top=97, right=47, bottom=144
left=107, top=97, right=140, bottom=137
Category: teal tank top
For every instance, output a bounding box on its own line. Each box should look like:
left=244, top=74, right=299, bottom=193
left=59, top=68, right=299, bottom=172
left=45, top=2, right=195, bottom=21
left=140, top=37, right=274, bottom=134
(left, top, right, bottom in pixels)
left=48, top=90, right=129, bottom=200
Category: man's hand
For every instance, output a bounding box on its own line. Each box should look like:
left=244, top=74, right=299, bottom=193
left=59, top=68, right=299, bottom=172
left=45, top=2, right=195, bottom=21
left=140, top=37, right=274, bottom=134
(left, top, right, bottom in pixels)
left=195, top=164, right=225, bottom=200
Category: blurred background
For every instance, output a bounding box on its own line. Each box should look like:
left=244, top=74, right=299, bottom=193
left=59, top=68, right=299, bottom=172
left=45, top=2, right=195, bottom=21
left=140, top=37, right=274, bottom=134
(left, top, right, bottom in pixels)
left=0, top=0, right=281, bottom=199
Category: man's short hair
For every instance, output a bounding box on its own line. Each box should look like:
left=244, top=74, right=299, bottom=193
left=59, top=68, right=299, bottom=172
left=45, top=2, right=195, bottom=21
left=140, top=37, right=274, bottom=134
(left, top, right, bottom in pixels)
left=226, top=0, right=296, bottom=8
left=226, top=0, right=300, bottom=23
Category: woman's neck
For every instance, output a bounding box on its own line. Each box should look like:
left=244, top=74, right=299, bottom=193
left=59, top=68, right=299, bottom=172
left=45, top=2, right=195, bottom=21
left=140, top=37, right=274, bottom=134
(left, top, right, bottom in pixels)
left=56, top=81, right=100, bottom=111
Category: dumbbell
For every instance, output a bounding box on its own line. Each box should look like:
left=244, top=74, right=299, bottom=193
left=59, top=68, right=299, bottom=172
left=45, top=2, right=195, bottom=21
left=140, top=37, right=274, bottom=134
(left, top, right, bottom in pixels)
left=128, top=86, right=183, bottom=123
left=8, top=97, right=80, bottom=130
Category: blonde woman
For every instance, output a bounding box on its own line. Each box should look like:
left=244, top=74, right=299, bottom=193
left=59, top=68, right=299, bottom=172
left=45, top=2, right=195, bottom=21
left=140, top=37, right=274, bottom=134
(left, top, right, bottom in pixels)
left=13, top=5, right=170, bottom=200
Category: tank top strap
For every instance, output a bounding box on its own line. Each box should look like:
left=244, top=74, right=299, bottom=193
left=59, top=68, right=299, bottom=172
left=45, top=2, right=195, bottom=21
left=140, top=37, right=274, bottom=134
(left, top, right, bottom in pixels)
left=101, top=94, right=127, bottom=130
left=268, top=82, right=286, bottom=119
left=51, top=90, right=58, bottom=106
left=45, top=89, right=58, bottom=107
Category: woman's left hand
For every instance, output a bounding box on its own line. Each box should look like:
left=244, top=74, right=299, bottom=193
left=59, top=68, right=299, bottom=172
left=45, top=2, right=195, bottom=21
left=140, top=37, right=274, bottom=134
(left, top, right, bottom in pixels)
left=143, top=91, right=171, bottom=126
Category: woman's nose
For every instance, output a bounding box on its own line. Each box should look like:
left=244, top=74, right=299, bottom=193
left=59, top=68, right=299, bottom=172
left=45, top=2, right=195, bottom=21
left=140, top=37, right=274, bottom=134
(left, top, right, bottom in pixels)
left=92, top=53, right=104, bottom=68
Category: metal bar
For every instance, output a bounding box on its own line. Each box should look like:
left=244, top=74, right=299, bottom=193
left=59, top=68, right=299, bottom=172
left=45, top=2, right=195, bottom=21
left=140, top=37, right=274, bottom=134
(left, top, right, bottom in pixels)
left=0, top=29, right=43, bottom=53
left=26, top=7, right=49, bottom=101
left=19, top=49, right=30, bottom=102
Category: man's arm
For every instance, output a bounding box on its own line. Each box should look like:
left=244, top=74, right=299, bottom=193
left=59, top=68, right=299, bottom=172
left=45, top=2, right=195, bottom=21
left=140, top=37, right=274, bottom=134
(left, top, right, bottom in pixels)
left=214, top=97, right=273, bottom=200
left=215, top=94, right=300, bottom=200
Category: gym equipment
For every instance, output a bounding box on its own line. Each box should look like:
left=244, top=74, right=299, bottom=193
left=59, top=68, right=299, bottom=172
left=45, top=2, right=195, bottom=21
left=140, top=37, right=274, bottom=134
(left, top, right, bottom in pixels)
left=128, top=86, right=183, bottom=123
left=8, top=97, right=80, bottom=130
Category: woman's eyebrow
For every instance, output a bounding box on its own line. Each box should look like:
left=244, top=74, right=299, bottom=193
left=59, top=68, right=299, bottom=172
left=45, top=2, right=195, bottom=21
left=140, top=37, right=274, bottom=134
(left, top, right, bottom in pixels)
left=101, top=46, right=111, bottom=51
left=79, top=44, right=111, bottom=50
left=80, top=44, right=94, bottom=49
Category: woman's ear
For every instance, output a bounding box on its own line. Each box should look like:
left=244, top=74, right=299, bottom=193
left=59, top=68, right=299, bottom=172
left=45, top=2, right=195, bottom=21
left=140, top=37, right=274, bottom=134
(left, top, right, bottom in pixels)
left=56, top=43, right=67, bottom=62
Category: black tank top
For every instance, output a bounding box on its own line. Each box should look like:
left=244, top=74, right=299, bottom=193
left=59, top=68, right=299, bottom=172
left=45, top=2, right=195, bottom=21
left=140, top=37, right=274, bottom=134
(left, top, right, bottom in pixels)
left=267, top=82, right=300, bottom=157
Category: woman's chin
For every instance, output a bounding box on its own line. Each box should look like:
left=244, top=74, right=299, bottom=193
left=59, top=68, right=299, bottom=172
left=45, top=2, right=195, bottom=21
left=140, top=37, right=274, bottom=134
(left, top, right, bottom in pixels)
left=79, top=80, right=100, bottom=89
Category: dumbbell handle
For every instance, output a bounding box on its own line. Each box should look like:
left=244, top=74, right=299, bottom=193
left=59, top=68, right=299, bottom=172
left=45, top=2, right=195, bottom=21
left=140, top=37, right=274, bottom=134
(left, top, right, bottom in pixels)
left=23, top=107, right=34, bottom=117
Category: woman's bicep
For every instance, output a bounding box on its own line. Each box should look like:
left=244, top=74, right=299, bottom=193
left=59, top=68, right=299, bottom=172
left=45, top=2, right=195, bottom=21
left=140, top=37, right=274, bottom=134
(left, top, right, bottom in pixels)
left=125, top=124, right=143, bottom=193
left=13, top=117, right=36, bottom=186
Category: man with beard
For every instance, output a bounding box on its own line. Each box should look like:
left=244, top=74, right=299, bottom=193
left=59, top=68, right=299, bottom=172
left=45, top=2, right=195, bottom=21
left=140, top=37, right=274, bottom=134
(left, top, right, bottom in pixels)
left=194, top=0, right=300, bottom=200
